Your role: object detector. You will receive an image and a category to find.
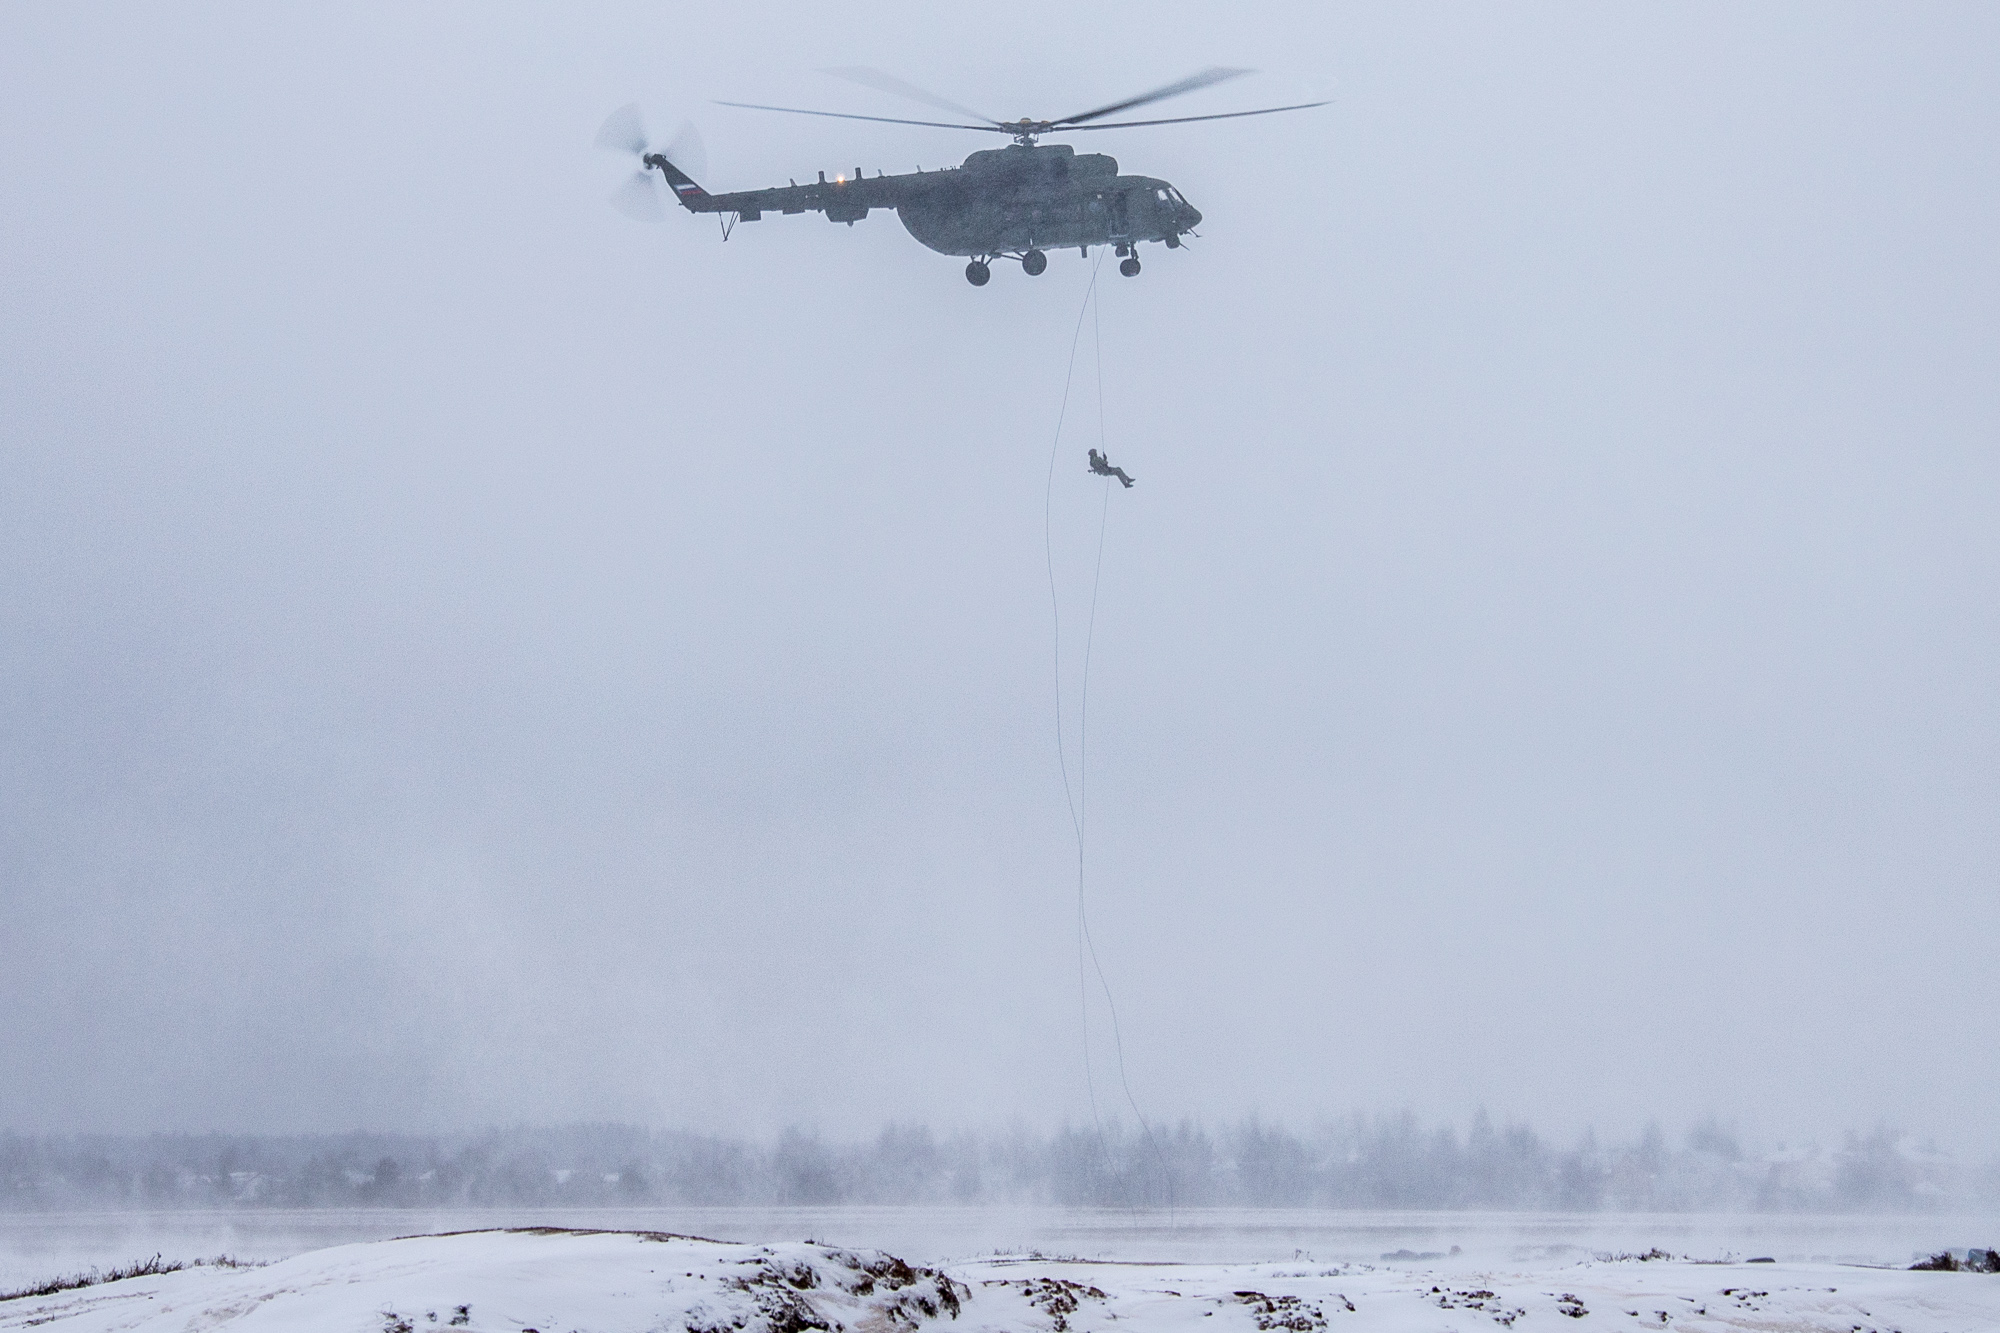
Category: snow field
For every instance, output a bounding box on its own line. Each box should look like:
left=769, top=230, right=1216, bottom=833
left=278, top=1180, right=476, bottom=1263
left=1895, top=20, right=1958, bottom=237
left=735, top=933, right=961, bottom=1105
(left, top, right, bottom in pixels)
left=3, top=1228, right=1996, bottom=1333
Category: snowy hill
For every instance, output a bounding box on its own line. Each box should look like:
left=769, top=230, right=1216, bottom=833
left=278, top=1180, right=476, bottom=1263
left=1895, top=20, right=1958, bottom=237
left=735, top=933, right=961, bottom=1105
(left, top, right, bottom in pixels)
left=4, top=1228, right=1997, bottom=1333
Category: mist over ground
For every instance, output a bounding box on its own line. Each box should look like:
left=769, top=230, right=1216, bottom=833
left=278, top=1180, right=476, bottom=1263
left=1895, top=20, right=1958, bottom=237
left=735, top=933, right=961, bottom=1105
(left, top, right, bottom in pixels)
left=7, top=1119, right=1997, bottom=1214
left=3, top=5, right=1998, bottom=1159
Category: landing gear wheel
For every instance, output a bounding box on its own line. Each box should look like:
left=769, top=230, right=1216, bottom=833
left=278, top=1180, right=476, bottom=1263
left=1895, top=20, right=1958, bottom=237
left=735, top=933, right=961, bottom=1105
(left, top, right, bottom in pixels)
left=965, top=260, right=991, bottom=286
left=1022, top=249, right=1048, bottom=276
left=1119, top=255, right=1141, bottom=278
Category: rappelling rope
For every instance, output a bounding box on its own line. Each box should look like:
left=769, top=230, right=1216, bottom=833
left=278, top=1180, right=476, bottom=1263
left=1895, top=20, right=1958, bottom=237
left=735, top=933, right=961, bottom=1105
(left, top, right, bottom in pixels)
left=1043, top=254, right=1111, bottom=1190
left=1042, top=254, right=1173, bottom=1217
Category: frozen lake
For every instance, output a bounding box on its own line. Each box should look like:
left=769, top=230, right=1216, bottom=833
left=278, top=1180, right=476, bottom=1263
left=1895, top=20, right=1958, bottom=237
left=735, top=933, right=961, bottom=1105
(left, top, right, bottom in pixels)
left=3, top=1206, right=1994, bottom=1291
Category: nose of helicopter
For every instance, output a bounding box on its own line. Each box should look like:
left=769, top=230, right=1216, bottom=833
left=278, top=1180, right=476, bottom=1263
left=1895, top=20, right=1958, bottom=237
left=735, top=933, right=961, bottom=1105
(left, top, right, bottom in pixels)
left=1179, top=198, right=1203, bottom=230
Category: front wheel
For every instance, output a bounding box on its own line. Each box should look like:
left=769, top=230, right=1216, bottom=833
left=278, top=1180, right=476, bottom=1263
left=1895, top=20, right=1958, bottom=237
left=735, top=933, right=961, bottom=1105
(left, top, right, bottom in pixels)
left=1119, top=255, right=1141, bottom=278
left=965, top=260, right=991, bottom=286
left=1022, top=249, right=1048, bottom=276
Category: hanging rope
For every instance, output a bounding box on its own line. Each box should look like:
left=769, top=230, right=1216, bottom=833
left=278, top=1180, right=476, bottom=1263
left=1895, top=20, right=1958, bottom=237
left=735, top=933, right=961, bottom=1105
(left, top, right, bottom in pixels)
left=1042, top=256, right=1173, bottom=1216
left=1043, top=253, right=1111, bottom=1190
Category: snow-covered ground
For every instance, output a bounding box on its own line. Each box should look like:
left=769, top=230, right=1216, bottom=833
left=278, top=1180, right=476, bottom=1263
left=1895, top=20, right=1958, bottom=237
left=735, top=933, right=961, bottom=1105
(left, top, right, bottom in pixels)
left=4, top=1227, right=1997, bottom=1333
left=7, top=1207, right=1993, bottom=1287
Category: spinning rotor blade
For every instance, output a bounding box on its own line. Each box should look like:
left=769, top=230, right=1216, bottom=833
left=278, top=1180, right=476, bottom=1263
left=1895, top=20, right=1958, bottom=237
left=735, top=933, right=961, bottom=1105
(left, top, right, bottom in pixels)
left=1051, top=66, right=1253, bottom=127
left=661, top=119, right=706, bottom=181
left=595, top=102, right=650, bottom=156
left=714, top=100, right=1003, bottom=133
left=1060, top=101, right=1330, bottom=132
left=597, top=103, right=706, bottom=223
left=711, top=72, right=1325, bottom=145
left=609, top=170, right=668, bottom=223
left=597, top=103, right=706, bottom=174
left=819, top=67, right=1003, bottom=127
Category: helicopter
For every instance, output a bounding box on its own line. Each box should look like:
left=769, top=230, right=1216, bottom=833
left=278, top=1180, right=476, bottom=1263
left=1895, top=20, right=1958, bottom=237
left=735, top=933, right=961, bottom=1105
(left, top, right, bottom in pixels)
left=598, top=67, right=1325, bottom=285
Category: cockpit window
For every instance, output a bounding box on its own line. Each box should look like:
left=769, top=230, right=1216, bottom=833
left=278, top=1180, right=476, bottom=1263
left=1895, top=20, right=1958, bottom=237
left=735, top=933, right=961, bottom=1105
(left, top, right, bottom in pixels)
left=1155, top=188, right=1169, bottom=200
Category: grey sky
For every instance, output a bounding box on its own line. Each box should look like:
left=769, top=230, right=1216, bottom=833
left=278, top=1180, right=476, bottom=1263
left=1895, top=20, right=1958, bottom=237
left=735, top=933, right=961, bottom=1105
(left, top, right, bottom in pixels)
left=3, top=4, right=1997, bottom=1152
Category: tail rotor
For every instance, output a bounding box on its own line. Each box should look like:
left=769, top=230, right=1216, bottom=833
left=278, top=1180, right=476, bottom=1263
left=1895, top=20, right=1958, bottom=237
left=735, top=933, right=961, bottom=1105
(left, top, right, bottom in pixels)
left=595, top=103, right=707, bottom=224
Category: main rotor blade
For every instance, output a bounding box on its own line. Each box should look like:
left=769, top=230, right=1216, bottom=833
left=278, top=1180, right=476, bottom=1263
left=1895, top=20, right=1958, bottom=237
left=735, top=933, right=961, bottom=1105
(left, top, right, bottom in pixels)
left=714, top=100, right=1005, bottom=132
left=1051, top=66, right=1253, bottom=127
left=595, top=102, right=650, bottom=156
left=819, top=67, right=1003, bottom=127
left=1056, top=101, right=1330, bottom=132
left=609, top=170, right=668, bottom=223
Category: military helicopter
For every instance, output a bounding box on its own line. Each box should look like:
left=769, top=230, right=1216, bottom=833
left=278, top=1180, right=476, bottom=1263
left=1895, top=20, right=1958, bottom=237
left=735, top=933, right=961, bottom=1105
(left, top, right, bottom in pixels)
left=598, top=68, right=1324, bottom=285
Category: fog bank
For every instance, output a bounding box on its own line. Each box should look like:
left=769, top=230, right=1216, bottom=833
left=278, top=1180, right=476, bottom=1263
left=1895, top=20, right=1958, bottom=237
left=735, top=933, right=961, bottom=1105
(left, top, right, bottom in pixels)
left=8, top=1117, right=1995, bottom=1214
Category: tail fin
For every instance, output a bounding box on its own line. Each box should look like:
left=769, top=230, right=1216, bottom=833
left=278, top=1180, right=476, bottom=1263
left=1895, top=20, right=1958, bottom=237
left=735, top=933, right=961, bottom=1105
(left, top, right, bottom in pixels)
left=644, top=153, right=711, bottom=210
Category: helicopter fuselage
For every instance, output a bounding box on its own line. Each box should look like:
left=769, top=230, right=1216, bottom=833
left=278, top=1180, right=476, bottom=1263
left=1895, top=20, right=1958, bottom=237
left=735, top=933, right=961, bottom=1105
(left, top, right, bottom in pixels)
left=649, top=141, right=1201, bottom=263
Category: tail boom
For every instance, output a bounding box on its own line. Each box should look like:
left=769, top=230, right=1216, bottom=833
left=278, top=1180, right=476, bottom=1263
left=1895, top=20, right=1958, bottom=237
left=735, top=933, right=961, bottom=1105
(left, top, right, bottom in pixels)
left=643, top=153, right=715, bottom=211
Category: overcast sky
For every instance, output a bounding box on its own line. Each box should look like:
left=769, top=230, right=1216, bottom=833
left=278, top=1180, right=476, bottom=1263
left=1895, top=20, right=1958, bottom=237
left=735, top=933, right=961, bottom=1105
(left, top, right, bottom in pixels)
left=3, top=4, right=1997, bottom=1153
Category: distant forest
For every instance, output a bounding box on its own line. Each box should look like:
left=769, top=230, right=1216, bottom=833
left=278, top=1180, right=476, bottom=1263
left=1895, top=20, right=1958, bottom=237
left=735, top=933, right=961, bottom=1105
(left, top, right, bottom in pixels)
left=4, top=1117, right=1994, bottom=1213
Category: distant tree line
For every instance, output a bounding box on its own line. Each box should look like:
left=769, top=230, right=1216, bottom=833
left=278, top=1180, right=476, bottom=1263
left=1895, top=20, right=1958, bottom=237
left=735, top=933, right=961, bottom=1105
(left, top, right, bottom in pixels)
left=2, top=1116, right=1992, bottom=1213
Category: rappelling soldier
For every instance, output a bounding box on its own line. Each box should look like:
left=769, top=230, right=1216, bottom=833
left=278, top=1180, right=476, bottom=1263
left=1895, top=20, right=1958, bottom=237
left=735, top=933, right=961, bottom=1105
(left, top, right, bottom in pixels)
left=1087, top=448, right=1135, bottom=488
